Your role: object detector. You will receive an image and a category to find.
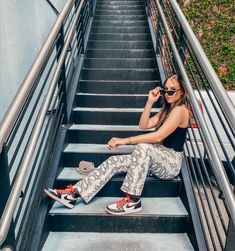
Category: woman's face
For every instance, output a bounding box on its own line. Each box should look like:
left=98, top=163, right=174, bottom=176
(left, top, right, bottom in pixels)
left=164, top=77, right=183, bottom=104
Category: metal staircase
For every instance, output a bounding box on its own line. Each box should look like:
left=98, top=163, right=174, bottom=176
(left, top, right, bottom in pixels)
left=0, top=0, right=234, bottom=250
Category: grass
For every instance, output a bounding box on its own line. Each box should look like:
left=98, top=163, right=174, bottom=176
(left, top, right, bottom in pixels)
left=178, top=0, right=235, bottom=90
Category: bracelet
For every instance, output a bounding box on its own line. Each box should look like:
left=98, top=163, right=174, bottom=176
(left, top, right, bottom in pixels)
left=128, top=137, right=132, bottom=145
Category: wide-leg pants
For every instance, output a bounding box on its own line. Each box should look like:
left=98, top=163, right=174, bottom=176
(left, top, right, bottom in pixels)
left=74, top=143, right=183, bottom=203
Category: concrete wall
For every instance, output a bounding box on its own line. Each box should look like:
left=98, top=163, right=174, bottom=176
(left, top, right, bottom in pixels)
left=0, top=0, right=66, bottom=121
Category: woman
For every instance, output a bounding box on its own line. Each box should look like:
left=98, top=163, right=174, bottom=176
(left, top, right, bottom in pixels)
left=44, top=74, right=190, bottom=215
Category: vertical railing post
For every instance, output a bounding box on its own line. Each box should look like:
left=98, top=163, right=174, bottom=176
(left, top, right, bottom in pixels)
left=0, top=146, right=16, bottom=250
left=56, top=26, right=68, bottom=124
left=225, top=220, right=235, bottom=251
left=81, top=3, right=85, bottom=55
left=178, top=26, right=185, bottom=60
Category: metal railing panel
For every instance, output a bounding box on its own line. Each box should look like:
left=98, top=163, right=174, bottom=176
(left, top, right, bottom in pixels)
left=0, top=0, right=93, bottom=249
left=146, top=0, right=235, bottom=250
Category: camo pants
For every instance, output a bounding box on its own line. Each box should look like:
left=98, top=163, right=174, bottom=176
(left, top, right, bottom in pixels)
left=74, top=143, right=183, bottom=203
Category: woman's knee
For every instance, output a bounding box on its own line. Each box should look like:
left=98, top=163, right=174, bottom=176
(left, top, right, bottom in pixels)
left=134, top=143, right=150, bottom=152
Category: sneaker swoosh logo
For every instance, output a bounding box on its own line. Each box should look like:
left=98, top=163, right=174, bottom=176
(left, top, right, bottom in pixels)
left=64, top=195, right=76, bottom=201
left=126, top=202, right=139, bottom=209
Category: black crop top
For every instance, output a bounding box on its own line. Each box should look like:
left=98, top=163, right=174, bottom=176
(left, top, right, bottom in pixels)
left=162, top=127, right=187, bottom=152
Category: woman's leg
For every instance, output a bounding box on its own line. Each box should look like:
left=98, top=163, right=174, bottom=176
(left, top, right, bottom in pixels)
left=121, top=143, right=155, bottom=196
left=149, top=145, right=183, bottom=180
left=74, top=154, right=132, bottom=203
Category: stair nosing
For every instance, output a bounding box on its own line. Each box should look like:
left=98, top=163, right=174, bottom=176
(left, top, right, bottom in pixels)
left=73, top=107, right=160, bottom=112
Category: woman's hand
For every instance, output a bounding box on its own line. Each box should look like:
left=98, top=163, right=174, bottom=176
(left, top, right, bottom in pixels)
left=107, top=137, right=128, bottom=149
left=148, top=87, right=161, bottom=104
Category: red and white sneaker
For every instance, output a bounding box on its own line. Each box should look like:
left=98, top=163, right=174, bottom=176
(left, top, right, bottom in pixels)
left=106, top=194, right=142, bottom=215
left=44, top=185, right=79, bottom=209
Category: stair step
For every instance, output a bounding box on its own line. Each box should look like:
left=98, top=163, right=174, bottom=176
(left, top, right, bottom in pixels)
left=42, top=232, right=194, bottom=251
left=80, top=68, right=158, bottom=80
left=67, top=124, right=154, bottom=143
left=75, top=93, right=161, bottom=108
left=95, top=10, right=146, bottom=15
left=63, top=142, right=160, bottom=166
left=78, top=80, right=160, bottom=94
left=94, top=15, right=147, bottom=21
left=56, top=167, right=181, bottom=197
left=83, top=58, right=156, bottom=68
left=97, top=0, right=145, bottom=3
left=89, top=33, right=151, bottom=41
left=87, top=40, right=153, bottom=49
left=96, top=1, right=144, bottom=5
left=92, top=20, right=148, bottom=26
left=91, top=26, right=149, bottom=33
left=85, top=49, right=154, bottom=58
left=72, top=108, right=160, bottom=126
left=48, top=197, right=188, bottom=232
left=96, top=4, right=145, bottom=10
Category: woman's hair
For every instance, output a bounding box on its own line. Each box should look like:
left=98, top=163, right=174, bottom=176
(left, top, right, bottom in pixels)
left=155, top=74, right=189, bottom=131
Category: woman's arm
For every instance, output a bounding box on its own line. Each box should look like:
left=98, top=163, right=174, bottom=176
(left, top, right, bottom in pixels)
left=108, top=106, right=189, bottom=149
left=139, top=87, right=161, bottom=129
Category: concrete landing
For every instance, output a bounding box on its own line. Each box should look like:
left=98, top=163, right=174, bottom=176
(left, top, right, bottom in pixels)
left=42, top=232, right=194, bottom=251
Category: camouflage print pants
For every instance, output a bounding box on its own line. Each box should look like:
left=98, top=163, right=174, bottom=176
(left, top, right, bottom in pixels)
left=74, top=143, right=183, bottom=203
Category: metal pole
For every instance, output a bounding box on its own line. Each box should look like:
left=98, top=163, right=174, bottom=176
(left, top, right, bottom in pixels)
left=56, top=27, right=68, bottom=124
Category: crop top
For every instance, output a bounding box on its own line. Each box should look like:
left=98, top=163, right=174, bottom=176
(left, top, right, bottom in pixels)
left=162, top=127, right=187, bottom=152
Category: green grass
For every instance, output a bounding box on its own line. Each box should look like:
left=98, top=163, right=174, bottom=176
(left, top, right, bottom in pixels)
left=179, top=0, right=235, bottom=90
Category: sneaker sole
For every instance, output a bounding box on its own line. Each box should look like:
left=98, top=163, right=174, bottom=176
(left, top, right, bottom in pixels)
left=44, top=189, right=75, bottom=209
left=105, top=206, right=142, bottom=216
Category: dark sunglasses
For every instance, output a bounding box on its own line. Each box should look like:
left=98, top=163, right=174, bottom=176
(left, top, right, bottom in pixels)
left=160, top=89, right=180, bottom=96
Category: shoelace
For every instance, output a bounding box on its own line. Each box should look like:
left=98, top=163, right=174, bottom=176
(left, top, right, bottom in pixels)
left=116, top=194, right=131, bottom=207
left=57, top=185, right=74, bottom=194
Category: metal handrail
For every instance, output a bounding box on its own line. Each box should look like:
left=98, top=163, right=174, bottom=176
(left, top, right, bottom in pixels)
left=0, top=0, right=85, bottom=245
left=0, top=0, right=73, bottom=154
left=154, top=0, right=235, bottom=224
left=169, top=0, right=235, bottom=133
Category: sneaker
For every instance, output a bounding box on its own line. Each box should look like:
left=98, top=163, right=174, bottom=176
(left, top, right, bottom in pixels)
left=106, top=194, right=142, bottom=216
left=44, top=185, right=79, bottom=209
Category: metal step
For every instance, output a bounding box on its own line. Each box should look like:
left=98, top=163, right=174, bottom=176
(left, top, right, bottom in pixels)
left=42, top=232, right=194, bottom=251
left=83, top=58, right=156, bottom=68
left=67, top=124, right=154, bottom=144
left=75, top=93, right=161, bottom=108
left=80, top=68, right=158, bottom=80
left=92, top=20, right=148, bottom=26
left=78, top=80, right=160, bottom=94
left=63, top=142, right=158, bottom=165
left=95, top=10, right=146, bottom=15
left=89, top=33, right=151, bottom=41
left=56, top=167, right=181, bottom=197
left=96, top=4, right=145, bottom=10
left=94, top=15, right=147, bottom=21
left=48, top=197, right=189, bottom=232
left=87, top=40, right=153, bottom=49
left=85, top=49, right=154, bottom=58
left=91, top=26, right=150, bottom=33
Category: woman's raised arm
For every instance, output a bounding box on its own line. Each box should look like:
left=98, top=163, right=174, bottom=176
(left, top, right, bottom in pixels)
left=139, top=87, right=161, bottom=129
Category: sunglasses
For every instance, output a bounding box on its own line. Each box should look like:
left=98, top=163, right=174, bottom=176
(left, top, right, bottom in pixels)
left=160, top=89, right=181, bottom=96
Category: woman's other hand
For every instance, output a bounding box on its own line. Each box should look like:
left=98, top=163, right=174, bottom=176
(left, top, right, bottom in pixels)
left=108, top=137, right=127, bottom=149
left=148, top=87, right=161, bottom=104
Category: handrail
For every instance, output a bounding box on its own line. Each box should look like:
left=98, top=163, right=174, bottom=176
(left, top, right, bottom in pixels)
left=169, top=0, right=235, bottom=133
left=0, top=0, right=85, bottom=245
left=154, top=0, right=235, bottom=224
left=0, top=0, right=73, bottom=154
